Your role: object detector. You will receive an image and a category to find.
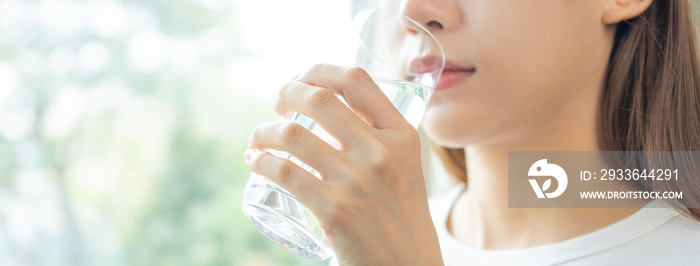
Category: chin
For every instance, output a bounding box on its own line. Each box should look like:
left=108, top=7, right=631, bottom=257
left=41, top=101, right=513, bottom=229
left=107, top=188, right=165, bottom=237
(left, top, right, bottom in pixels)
left=421, top=110, right=497, bottom=149
left=421, top=122, right=471, bottom=149
left=426, top=137, right=465, bottom=149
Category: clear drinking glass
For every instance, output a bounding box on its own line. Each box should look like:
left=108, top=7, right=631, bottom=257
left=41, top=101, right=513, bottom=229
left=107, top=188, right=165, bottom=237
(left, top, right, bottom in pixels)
left=241, top=9, right=445, bottom=260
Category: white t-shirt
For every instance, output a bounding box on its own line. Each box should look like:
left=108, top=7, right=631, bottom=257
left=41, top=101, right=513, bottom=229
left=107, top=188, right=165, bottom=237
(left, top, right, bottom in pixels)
left=430, top=184, right=700, bottom=266
left=327, top=183, right=700, bottom=265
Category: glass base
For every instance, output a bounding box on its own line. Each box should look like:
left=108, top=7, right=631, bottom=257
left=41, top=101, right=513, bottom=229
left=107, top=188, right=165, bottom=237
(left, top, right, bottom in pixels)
left=242, top=205, right=333, bottom=260
left=242, top=173, right=333, bottom=260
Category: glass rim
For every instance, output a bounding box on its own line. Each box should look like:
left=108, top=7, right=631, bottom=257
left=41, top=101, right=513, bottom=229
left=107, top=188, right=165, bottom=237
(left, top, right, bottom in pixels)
left=351, top=8, right=446, bottom=90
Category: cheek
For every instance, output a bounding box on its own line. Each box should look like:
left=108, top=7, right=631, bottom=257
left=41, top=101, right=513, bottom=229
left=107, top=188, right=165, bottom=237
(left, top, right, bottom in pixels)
left=477, top=1, right=601, bottom=84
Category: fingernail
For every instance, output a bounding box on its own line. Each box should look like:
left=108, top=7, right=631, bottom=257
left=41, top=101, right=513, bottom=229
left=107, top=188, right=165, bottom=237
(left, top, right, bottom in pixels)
left=244, top=149, right=254, bottom=161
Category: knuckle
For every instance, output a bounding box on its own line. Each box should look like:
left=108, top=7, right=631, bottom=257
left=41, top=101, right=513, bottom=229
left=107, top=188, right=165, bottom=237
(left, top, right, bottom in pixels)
left=251, top=151, right=266, bottom=172
left=252, top=122, right=271, bottom=140
left=309, top=63, right=331, bottom=74
left=279, top=122, right=304, bottom=145
left=306, top=88, right=336, bottom=109
left=345, top=67, right=372, bottom=82
left=319, top=222, right=335, bottom=238
left=278, top=80, right=295, bottom=100
left=299, top=63, right=332, bottom=81
left=274, top=160, right=294, bottom=184
left=363, top=138, right=390, bottom=162
left=349, top=177, right=375, bottom=194
left=368, top=145, right=391, bottom=167
left=325, top=197, right=360, bottom=224
left=364, top=144, right=403, bottom=178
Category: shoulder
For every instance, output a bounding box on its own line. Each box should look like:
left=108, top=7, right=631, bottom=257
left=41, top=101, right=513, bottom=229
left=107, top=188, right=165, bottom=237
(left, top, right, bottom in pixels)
left=651, top=212, right=700, bottom=260
left=601, top=206, right=700, bottom=264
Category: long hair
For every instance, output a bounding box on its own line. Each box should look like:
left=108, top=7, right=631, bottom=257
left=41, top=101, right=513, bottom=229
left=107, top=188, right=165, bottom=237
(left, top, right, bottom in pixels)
left=431, top=0, right=700, bottom=221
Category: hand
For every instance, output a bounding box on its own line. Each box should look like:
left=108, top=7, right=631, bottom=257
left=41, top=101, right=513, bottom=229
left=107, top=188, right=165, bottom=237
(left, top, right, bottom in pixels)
left=245, top=64, right=444, bottom=266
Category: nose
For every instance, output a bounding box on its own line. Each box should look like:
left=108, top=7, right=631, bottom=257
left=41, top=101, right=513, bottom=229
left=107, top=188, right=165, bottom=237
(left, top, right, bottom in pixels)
left=399, top=0, right=460, bottom=32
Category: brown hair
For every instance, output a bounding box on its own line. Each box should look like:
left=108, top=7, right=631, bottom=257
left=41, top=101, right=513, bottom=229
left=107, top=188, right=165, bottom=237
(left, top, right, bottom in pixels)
left=432, top=0, right=700, bottom=221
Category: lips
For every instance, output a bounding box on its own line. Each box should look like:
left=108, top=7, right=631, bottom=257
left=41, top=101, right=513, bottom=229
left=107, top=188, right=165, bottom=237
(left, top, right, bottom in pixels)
left=435, top=61, right=476, bottom=91
left=408, top=57, right=475, bottom=91
left=409, top=56, right=443, bottom=73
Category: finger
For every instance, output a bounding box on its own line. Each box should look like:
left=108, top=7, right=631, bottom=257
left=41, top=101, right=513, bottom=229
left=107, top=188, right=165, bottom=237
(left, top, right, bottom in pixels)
left=296, top=64, right=406, bottom=129
left=278, top=80, right=372, bottom=145
left=245, top=149, right=328, bottom=211
left=273, top=73, right=301, bottom=117
left=273, top=102, right=291, bottom=117
left=249, top=121, right=347, bottom=179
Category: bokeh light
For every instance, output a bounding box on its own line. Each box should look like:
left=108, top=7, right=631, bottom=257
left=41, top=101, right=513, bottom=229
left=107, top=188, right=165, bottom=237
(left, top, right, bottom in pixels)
left=0, top=0, right=371, bottom=265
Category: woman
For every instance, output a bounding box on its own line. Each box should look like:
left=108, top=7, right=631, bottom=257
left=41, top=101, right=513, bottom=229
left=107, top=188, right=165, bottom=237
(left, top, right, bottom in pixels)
left=245, top=0, right=700, bottom=265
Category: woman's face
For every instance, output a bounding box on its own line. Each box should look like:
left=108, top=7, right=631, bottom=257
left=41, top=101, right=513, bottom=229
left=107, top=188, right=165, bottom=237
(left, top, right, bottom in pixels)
left=391, top=0, right=615, bottom=148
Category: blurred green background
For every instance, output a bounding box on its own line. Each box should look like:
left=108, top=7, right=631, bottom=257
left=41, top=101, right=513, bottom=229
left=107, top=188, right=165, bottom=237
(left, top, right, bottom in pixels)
left=0, top=0, right=377, bottom=265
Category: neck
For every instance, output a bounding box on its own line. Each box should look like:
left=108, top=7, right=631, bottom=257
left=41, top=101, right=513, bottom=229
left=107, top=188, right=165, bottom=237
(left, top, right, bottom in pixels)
left=448, top=89, right=644, bottom=250
left=464, top=101, right=602, bottom=222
